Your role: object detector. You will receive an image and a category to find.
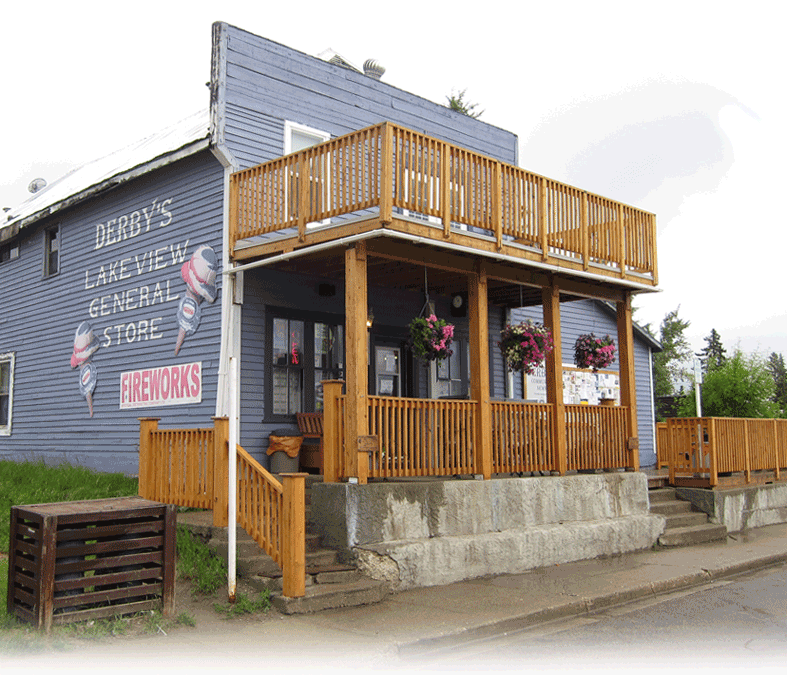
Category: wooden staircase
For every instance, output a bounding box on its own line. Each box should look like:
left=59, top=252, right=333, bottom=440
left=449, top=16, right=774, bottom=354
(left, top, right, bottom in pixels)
left=648, top=483, right=727, bottom=547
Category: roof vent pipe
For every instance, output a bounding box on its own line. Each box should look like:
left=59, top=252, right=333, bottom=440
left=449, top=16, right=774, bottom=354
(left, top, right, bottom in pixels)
left=363, top=59, right=385, bottom=80
left=28, top=178, right=47, bottom=194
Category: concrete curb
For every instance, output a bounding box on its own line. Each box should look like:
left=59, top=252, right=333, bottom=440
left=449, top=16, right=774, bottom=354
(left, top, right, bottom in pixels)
left=398, top=552, right=787, bottom=657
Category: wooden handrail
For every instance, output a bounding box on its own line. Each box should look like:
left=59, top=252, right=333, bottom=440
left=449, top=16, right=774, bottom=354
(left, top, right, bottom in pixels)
left=229, top=122, right=657, bottom=284
left=138, top=418, right=306, bottom=598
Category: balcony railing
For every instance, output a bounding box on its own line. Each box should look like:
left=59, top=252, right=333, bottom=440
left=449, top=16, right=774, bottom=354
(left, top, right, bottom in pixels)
left=230, top=122, right=658, bottom=285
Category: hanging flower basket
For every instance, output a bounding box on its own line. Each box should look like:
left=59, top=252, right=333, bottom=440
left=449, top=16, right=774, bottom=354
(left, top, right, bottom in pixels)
left=498, top=320, right=554, bottom=373
left=574, top=333, right=616, bottom=372
left=408, top=314, right=455, bottom=362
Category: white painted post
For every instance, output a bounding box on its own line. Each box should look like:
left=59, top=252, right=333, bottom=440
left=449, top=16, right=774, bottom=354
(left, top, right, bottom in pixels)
left=228, top=356, right=238, bottom=602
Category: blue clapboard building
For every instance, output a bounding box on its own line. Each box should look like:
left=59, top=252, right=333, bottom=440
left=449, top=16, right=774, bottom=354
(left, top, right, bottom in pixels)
left=0, top=23, right=660, bottom=474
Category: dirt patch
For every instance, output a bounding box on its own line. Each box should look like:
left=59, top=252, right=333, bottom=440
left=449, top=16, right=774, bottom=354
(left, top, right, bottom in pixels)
left=1, top=576, right=278, bottom=655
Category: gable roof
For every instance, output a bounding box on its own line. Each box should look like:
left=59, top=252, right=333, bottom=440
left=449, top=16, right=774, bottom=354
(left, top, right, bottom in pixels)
left=1, top=109, right=210, bottom=239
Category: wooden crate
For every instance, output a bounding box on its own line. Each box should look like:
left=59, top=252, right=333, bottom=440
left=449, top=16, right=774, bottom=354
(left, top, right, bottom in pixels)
left=6, top=496, right=176, bottom=632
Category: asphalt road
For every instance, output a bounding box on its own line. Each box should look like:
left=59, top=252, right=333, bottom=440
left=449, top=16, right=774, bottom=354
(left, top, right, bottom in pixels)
left=407, top=562, right=787, bottom=672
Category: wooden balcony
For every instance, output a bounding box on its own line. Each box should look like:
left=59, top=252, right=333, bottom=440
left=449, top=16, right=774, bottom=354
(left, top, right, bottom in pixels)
left=229, top=122, right=658, bottom=288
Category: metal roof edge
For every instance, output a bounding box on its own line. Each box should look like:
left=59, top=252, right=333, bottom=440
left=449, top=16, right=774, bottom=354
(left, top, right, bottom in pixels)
left=4, top=136, right=211, bottom=234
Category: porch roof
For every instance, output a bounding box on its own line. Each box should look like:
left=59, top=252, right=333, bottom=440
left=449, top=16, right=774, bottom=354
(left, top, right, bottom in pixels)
left=230, top=225, right=655, bottom=308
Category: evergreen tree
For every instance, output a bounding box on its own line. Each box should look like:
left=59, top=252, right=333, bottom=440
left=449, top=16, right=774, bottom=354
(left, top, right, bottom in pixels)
left=767, top=352, right=787, bottom=412
left=652, top=307, right=692, bottom=398
left=698, top=328, right=726, bottom=373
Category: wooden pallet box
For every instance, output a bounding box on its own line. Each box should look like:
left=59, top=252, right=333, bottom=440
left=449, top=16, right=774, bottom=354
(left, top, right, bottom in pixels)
left=6, top=496, right=176, bottom=632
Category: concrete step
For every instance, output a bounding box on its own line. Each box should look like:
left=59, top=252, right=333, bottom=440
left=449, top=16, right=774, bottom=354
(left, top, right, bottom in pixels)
left=649, top=499, right=693, bottom=516
left=658, top=523, right=728, bottom=547
left=268, top=576, right=390, bottom=615
left=648, top=487, right=677, bottom=504
left=664, top=511, right=710, bottom=529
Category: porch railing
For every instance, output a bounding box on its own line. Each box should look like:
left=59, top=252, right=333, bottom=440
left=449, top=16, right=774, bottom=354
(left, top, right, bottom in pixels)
left=661, top=417, right=787, bottom=487
left=491, top=400, right=554, bottom=473
left=368, top=395, right=476, bottom=477
left=322, top=388, right=637, bottom=480
left=138, top=417, right=306, bottom=597
left=230, top=122, right=657, bottom=285
left=566, top=404, right=631, bottom=471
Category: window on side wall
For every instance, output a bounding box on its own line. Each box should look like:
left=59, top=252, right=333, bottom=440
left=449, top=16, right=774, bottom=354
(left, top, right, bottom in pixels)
left=0, top=353, right=15, bottom=436
left=44, top=225, right=59, bottom=276
left=269, top=314, right=344, bottom=419
left=0, top=241, right=20, bottom=264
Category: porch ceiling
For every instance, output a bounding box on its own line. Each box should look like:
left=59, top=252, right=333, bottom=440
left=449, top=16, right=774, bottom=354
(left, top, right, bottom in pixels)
left=248, top=232, right=627, bottom=307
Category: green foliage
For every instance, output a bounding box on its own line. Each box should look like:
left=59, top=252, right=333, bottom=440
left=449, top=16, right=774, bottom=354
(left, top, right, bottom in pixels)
left=652, top=307, right=692, bottom=397
left=678, top=349, right=780, bottom=418
left=446, top=89, right=483, bottom=118
left=176, top=526, right=227, bottom=595
left=699, top=328, right=726, bottom=373
left=0, top=460, right=138, bottom=553
left=767, top=352, right=787, bottom=412
left=214, top=590, right=271, bottom=617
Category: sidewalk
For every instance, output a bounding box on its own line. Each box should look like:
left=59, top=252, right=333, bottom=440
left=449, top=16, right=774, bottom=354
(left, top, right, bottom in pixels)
left=8, top=522, right=787, bottom=671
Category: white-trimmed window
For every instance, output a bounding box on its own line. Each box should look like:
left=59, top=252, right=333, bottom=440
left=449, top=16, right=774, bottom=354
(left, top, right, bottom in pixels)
left=284, top=121, right=331, bottom=228
left=0, top=352, right=15, bottom=436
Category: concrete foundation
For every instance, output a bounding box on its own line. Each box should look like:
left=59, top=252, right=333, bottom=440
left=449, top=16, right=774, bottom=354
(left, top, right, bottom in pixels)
left=311, top=473, right=665, bottom=590
left=676, top=483, right=787, bottom=533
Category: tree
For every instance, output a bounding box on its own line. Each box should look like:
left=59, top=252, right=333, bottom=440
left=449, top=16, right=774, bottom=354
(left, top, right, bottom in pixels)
left=678, top=349, right=779, bottom=418
left=698, top=328, right=726, bottom=373
left=446, top=89, right=483, bottom=118
left=652, top=307, right=692, bottom=398
left=767, top=352, right=787, bottom=412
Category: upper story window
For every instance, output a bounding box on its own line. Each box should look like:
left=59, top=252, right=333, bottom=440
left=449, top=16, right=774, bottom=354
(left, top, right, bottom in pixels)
left=0, top=241, right=20, bottom=264
left=44, top=225, right=60, bottom=277
left=284, top=121, right=330, bottom=155
left=0, top=353, right=15, bottom=436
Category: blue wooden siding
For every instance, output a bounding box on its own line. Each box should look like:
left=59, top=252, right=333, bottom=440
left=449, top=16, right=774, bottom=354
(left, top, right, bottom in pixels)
left=0, top=152, right=225, bottom=473
left=215, top=23, right=519, bottom=171
left=510, top=300, right=657, bottom=467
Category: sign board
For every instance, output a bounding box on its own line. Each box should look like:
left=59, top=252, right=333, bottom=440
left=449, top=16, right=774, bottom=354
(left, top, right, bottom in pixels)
left=524, top=365, right=620, bottom=405
left=119, top=362, right=202, bottom=409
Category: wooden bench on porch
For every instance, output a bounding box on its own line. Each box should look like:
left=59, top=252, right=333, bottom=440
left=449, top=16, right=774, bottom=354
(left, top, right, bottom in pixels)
left=296, top=412, right=324, bottom=474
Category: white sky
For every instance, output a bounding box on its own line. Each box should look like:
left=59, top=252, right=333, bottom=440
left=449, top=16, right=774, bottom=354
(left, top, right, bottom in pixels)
left=2, top=1, right=784, bottom=357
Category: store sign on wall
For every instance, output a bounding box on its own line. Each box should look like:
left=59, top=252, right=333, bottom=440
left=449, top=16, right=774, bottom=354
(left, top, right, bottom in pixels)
left=119, top=362, right=202, bottom=409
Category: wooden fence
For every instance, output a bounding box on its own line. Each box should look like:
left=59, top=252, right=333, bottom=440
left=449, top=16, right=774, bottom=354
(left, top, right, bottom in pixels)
left=660, top=417, right=787, bottom=487
left=230, top=122, right=657, bottom=285
left=138, top=417, right=305, bottom=597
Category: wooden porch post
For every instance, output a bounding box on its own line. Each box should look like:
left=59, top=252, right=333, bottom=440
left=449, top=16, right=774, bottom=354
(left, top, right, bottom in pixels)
left=212, top=416, right=229, bottom=527
left=345, top=242, right=369, bottom=480
left=542, top=282, right=567, bottom=475
left=280, top=472, right=307, bottom=598
left=322, top=380, right=344, bottom=482
left=138, top=417, right=160, bottom=500
left=616, top=293, right=640, bottom=471
left=469, top=261, right=492, bottom=479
